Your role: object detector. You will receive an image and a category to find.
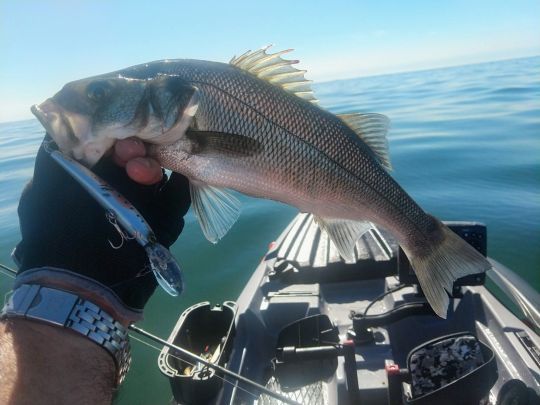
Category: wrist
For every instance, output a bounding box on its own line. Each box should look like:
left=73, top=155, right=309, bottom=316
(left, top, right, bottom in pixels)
left=3, top=275, right=133, bottom=386
left=14, top=267, right=144, bottom=325
left=0, top=318, right=115, bottom=404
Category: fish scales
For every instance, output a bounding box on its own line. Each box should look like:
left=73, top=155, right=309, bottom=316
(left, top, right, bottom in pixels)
left=121, top=61, right=432, bottom=247
left=31, top=49, right=492, bottom=317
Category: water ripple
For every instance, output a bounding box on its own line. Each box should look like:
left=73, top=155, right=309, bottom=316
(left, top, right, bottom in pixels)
left=0, top=56, right=539, bottom=297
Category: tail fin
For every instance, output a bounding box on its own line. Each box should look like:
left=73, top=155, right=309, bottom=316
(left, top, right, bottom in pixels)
left=409, top=222, right=492, bottom=318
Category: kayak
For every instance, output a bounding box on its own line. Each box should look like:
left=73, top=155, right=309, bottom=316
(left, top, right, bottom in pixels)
left=159, top=213, right=540, bottom=405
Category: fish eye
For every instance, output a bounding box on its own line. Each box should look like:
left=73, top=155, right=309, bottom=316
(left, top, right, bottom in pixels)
left=87, top=81, right=112, bottom=102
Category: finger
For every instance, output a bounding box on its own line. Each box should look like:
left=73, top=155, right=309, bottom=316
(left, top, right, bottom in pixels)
left=113, top=138, right=146, bottom=167
left=125, top=157, right=163, bottom=185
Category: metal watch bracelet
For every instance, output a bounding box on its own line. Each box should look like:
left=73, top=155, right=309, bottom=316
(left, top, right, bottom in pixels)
left=1, top=283, right=131, bottom=385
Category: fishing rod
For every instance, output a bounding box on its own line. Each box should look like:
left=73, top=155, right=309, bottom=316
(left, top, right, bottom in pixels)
left=0, top=148, right=298, bottom=403
left=0, top=263, right=299, bottom=404
left=129, top=324, right=299, bottom=405
left=0, top=263, right=17, bottom=277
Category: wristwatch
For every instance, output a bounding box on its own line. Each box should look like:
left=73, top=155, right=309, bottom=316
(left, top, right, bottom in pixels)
left=1, top=283, right=131, bottom=385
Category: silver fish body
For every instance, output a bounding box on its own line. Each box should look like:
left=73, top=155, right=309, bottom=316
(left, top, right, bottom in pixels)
left=143, top=61, right=424, bottom=244
left=31, top=49, right=491, bottom=317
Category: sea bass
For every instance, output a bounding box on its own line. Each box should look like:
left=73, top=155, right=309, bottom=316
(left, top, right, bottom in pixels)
left=31, top=46, right=491, bottom=317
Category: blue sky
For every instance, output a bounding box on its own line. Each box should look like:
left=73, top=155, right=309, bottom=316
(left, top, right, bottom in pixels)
left=1, top=0, right=539, bottom=122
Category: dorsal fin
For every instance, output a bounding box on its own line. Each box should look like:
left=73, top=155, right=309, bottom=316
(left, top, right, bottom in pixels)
left=230, top=45, right=318, bottom=104
left=338, top=113, right=392, bottom=170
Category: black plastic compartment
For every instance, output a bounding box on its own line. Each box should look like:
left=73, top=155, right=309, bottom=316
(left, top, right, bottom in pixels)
left=158, top=301, right=237, bottom=404
left=405, top=332, right=498, bottom=405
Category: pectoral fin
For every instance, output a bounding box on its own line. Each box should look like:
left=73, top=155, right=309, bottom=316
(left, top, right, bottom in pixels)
left=186, top=130, right=262, bottom=157
left=190, top=182, right=241, bottom=243
left=314, top=216, right=373, bottom=262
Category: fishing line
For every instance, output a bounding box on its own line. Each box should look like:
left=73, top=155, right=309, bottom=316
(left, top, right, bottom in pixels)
left=0, top=263, right=17, bottom=278
left=129, top=333, right=268, bottom=403
left=0, top=262, right=298, bottom=404
left=129, top=324, right=300, bottom=405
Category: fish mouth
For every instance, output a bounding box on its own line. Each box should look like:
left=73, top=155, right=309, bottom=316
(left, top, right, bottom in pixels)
left=31, top=103, right=56, bottom=135
left=31, top=101, right=76, bottom=139
left=31, top=100, right=79, bottom=154
left=32, top=99, right=112, bottom=166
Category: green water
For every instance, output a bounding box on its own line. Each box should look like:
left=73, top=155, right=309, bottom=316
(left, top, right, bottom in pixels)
left=0, top=56, right=538, bottom=404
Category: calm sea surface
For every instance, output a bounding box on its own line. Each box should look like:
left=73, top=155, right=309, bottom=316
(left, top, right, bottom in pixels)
left=0, top=56, right=539, bottom=404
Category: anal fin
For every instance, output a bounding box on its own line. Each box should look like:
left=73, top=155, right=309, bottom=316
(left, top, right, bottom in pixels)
left=314, top=216, right=373, bottom=262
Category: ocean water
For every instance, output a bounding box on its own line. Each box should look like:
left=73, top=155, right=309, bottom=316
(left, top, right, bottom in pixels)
left=0, top=56, right=538, bottom=404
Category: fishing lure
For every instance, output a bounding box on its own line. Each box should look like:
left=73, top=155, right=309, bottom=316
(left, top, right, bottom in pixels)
left=46, top=144, right=183, bottom=296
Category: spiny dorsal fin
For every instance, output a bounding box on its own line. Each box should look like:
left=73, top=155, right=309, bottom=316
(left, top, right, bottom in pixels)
left=230, top=45, right=318, bottom=104
left=338, top=113, right=392, bottom=171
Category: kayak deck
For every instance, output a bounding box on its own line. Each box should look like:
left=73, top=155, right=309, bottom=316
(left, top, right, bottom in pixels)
left=163, top=213, right=540, bottom=404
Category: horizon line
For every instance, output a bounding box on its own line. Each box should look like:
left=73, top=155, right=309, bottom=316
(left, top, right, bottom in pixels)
left=1, top=53, right=538, bottom=125
left=314, top=53, right=540, bottom=85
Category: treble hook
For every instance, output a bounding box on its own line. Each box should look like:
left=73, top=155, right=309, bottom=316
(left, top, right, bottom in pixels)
left=106, top=211, right=135, bottom=249
left=42, top=138, right=58, bottom=154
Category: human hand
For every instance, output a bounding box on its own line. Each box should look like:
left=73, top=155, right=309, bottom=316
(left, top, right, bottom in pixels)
left=16, top=135, right=191, bottom=310
left=112, top=137, right=164, bottom=185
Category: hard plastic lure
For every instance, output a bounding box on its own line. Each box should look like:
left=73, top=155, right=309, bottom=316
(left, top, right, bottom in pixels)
left=47, top=146, right=183, bottom=296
